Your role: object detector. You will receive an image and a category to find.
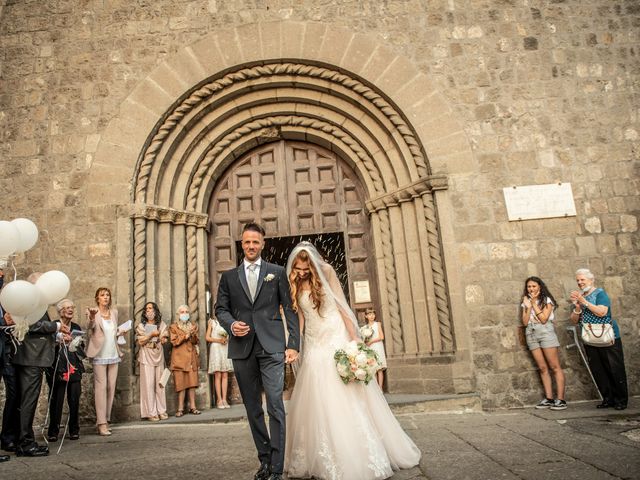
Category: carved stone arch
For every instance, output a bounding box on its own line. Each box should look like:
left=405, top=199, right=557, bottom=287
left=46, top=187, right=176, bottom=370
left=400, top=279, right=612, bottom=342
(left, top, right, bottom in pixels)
left=90, top=21, right=474, bottom=398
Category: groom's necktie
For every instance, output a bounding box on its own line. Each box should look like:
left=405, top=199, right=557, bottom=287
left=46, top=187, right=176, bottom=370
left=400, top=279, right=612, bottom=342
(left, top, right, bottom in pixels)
left=247, top=263, right=258, bottom=300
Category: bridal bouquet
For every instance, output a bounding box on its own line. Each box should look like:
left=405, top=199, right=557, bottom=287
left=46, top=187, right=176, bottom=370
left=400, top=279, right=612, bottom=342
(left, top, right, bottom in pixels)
left=334, top=341, right=380, bottom=385
left=359, top=324, right=374, bottom=343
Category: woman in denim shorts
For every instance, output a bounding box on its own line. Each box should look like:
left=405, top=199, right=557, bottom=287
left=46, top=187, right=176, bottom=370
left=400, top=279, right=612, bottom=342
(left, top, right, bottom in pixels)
left=521, top=277, right=567, bottom=410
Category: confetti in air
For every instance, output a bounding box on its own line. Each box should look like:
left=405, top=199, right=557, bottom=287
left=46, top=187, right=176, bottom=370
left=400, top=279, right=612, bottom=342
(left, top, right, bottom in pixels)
left=235, top=232, right=350, bottom=303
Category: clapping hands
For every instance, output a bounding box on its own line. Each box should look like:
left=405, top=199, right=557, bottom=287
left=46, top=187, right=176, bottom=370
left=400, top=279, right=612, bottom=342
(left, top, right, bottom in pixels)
left=569, top=290, right=584, bottom=306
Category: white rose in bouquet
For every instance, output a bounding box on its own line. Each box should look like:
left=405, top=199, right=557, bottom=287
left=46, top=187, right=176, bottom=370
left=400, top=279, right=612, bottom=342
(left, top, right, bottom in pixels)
left=337, top=363, right=349, bottom=377
left=359, top=324, right=374, bottom=342
left=354, top=368, right=367, bottom=381
left=355, top=352, right=368, bottom=367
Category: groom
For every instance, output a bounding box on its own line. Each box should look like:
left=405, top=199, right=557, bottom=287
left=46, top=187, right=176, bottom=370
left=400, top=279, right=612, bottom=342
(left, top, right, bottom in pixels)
left=215, top=222, right=300, bottom=480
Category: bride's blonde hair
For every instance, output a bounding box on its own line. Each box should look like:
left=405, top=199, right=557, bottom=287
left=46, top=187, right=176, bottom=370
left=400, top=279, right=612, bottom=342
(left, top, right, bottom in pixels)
left=288, top=249, right=324, bottom=313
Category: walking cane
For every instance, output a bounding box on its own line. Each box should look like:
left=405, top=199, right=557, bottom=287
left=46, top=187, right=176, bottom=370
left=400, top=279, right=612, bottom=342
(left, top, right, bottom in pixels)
left=565, top=325, right=603, bottom=401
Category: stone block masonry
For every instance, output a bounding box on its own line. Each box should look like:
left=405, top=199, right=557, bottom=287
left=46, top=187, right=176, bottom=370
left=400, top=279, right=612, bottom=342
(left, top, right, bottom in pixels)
left=0, top=1, right=638, bottom=421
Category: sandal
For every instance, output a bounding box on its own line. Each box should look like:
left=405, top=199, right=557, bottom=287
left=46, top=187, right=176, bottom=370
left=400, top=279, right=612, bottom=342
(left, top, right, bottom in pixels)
left=188, top=408, right=201, bottom=415
left=175, top=410, right=184, bottom=417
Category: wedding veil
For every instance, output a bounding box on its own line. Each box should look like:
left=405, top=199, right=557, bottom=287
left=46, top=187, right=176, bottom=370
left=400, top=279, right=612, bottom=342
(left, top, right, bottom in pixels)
left=285, top=241, right=361, bottom=343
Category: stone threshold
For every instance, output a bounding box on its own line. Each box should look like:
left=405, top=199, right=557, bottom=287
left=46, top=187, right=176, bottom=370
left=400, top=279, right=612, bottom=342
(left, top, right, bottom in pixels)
left=120, top=392, right=483, bottom=427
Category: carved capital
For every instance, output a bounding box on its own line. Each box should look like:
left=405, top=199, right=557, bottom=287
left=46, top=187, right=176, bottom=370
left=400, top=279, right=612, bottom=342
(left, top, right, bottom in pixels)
left=366, top=175, right=448, bottom=213
left=130, top=204, right=208, bottom=228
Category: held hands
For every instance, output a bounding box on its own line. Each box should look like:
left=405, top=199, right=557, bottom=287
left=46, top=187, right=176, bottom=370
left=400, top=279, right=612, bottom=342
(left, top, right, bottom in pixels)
left=59, top=323, right=71, bottom=335
left=285, top=348, right=298, bottom=364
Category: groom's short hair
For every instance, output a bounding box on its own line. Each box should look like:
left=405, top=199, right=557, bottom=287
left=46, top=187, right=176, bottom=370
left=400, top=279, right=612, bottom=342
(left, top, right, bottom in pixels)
left=242, top=222, right=266, bottom=237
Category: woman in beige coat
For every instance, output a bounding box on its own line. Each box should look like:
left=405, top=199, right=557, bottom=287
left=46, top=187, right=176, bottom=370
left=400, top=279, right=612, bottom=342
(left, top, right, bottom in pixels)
left=169, top=305, right=200, bottom=416
left=86, top=287, right=124, bottom=436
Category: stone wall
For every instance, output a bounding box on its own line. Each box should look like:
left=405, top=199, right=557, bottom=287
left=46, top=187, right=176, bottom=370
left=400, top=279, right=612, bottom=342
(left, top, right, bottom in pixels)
left=0, top=0, right=638, bottom=422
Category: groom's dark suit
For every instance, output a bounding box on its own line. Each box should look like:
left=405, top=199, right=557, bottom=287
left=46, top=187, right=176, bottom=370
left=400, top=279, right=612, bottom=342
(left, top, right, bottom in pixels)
left=215, top=259, right=299, bottom=476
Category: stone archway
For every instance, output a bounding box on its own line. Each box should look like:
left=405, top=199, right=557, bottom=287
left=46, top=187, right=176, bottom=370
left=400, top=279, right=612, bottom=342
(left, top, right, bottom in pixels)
left=130, top=60, right=452, bottom=358
left=88, top=21, right=475, bottom=398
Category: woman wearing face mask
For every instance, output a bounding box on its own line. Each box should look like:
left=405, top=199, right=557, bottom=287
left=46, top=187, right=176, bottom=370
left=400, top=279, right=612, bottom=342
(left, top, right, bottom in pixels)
left=168, top=305, right=200, bottom=416
left=570, top=268, right=628, bottom=410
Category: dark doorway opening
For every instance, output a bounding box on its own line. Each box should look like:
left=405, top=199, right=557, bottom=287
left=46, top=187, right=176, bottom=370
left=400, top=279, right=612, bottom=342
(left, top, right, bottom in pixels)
left=235, top=231, right=350, bottom=303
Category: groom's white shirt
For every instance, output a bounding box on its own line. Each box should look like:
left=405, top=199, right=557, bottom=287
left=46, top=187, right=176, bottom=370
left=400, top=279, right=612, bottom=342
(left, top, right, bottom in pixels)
left=243, top=257, right=262, bottom=282
left=230, top=257, right=263, bottom=336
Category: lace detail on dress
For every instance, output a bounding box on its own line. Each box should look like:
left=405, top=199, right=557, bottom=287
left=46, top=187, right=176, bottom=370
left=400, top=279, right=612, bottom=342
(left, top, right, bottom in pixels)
left=318, top=436, right=342, bottom=480
left=288, top=447, right=307, bottom=476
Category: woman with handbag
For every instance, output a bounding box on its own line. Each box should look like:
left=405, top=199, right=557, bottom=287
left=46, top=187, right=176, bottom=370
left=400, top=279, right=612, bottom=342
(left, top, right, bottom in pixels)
left=570, top=268, right=628, bottom=410
left=521, top=277, right=566, bottom=410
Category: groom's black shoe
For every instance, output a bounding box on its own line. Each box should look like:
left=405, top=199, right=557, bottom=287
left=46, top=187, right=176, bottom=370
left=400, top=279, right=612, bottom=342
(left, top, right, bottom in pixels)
left=267, top=474, right=283, bottom=480
left=254, top=463, right=270, bottom=480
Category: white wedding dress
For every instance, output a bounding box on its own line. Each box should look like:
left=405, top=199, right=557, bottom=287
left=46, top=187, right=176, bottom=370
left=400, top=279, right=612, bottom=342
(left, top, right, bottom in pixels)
left=285, top=290, right=421, bottom=480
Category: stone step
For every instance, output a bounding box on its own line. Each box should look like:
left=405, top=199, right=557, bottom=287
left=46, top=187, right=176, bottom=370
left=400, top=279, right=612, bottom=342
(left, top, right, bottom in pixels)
left=387, top=393, right=483, bottom=414
left=131, top=392, right=483, bottom=427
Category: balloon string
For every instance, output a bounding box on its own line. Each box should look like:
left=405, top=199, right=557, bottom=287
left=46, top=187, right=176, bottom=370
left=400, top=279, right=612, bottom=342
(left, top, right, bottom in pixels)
left=56, top=342, right=72, bottom=455
left=10, top=255, right=17, bottom=282
left=0, top=325, right=22, bottom=348
left=41, top=340, right=62, bottom=448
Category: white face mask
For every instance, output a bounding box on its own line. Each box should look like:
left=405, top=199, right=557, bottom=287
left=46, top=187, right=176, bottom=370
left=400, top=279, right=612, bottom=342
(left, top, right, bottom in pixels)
left=179, top=313, right=190, bottom=322
left=146, top=311, right=155, bottom=320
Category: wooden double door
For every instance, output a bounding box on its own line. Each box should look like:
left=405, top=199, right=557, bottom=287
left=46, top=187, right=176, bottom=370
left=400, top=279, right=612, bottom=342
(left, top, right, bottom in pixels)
left=208, top=140, right=378, bottom=318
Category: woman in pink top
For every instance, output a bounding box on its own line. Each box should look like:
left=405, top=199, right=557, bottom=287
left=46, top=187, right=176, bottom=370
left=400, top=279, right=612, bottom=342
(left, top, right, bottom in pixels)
left=136, top=302, right=169, bottom=421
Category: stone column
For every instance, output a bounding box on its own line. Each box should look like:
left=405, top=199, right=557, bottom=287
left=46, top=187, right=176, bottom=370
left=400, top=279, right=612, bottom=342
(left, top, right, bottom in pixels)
left=130, top=205, right=210, bottom=411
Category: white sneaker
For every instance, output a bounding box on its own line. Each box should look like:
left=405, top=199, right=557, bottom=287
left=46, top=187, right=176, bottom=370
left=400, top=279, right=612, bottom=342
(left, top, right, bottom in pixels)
left=535, top=398, right=554, bottom=409
left=550, top=399, right=567, bottom=410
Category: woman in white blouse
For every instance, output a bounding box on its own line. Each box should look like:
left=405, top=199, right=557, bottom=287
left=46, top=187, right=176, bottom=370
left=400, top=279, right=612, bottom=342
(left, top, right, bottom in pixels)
left=86, top=287, right=124, bottom=436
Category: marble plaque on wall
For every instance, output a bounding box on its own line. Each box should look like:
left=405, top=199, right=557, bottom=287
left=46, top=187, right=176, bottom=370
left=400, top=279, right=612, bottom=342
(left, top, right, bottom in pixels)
left=503, top=183, right=577, bottom=221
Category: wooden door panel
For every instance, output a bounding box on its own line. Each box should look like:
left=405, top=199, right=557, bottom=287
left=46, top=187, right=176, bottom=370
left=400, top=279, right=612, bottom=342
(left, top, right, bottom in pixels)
left=209, top=140, right=378, bottom=319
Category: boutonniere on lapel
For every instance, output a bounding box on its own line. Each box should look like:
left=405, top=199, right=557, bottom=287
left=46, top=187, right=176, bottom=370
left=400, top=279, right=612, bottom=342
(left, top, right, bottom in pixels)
left=264, top=273, right=276, bottom=282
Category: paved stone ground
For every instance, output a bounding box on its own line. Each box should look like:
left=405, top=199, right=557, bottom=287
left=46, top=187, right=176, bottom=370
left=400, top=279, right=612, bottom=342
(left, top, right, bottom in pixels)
left=1, top=399, right=638, bottom=480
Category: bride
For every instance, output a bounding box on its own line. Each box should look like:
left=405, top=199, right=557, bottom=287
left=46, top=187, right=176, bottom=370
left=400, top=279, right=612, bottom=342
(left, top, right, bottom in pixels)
left=284, top=242, right=421, bottom=480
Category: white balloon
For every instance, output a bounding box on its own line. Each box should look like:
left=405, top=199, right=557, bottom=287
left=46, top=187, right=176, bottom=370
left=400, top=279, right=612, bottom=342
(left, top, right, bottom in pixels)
left=0, top=220, right=20, bottom=257
left=25, top=303, right=49, bottom=325
left=35, top=270, right=71, bottom=305
left=11, top=218, right=39, bottom=253
left=0, top=280, right=41, bottom=316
